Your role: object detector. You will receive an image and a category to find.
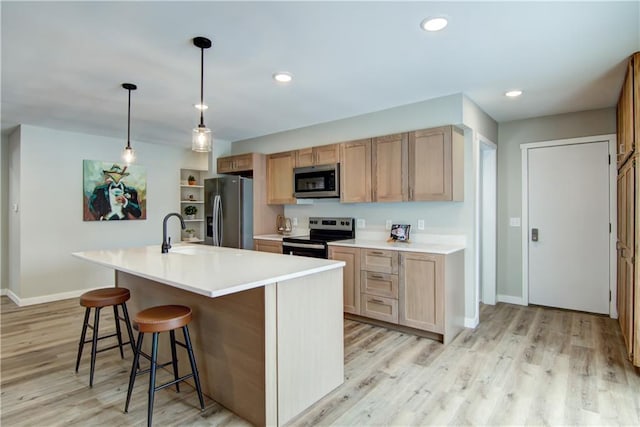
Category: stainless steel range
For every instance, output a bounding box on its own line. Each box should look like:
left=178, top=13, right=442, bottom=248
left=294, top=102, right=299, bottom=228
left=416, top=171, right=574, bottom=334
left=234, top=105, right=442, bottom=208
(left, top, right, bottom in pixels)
left=282, top=217, right=355, bottom=258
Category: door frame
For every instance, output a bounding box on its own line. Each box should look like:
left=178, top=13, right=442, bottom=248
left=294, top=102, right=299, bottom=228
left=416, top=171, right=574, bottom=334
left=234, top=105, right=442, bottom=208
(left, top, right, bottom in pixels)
left=475, top=134, right=497, bottom=308
left=520, top=134, right=617, bottom=316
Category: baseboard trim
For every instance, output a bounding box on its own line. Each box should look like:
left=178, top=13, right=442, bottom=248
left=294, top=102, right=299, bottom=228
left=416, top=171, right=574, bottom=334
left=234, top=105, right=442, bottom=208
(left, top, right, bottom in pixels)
left=497, top=294, right=526, bottom=306
left=464, top=316, right=479, bottom=329
left=0, top=288, right=7, bottom=296
left=6, top=287, right=104, bottom=307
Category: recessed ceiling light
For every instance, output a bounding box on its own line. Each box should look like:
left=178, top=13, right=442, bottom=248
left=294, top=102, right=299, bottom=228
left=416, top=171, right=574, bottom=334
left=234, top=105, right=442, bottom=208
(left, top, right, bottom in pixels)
left=505, top=90, right=523, bottom=98
left=194, top=103, right=208, bottom=110
left=273, top=72, right=293, bottom=83
left=421, top=17, right=448, bottom=32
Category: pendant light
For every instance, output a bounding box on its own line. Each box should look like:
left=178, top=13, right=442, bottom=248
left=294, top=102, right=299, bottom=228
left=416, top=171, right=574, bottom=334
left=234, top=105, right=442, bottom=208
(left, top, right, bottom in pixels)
left=121, top=83, right=137, bottom=164
left=192, top=36, right=213, bottom=152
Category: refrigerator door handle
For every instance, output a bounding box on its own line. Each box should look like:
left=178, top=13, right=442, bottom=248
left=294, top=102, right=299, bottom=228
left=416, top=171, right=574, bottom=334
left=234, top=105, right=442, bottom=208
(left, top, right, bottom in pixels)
left=212, top=194, right=221, bottom=246
left=217, top=195, right=224, bottom=246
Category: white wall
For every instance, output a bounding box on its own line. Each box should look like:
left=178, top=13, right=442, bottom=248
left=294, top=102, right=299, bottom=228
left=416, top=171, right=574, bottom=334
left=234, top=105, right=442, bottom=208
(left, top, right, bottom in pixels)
left=496, top=108, right=616, bottom=301
left=230, top=93, right=498, bottom=324
left=232, top=93, right=464, bottom=154
left=0, top=134, right=8, bottom=292
left=6, top=125, right=207, bottom=304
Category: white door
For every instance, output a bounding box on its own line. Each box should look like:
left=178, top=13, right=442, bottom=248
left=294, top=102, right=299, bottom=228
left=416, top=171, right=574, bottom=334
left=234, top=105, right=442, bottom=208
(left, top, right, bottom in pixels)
left=528, top=141, right=610, bottom=314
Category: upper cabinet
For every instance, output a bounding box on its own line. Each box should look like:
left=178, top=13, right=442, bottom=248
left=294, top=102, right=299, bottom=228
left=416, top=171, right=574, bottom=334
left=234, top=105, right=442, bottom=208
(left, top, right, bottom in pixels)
left=340, top=139, right=372, bottom=203
left=217, top=153, right=254, bottom=175
left=267, top=151, right=296, bottom=205
left=372, top=133, right=408, bottom=202
left=295, top=143, right=340, bottom=167
left=409, top=126, right=464, bottom=201
left=370, top=125, right=463, bottom=203
left=617, top=58, right=635, bottom=168
left=265, top=125, right=464, bottom=205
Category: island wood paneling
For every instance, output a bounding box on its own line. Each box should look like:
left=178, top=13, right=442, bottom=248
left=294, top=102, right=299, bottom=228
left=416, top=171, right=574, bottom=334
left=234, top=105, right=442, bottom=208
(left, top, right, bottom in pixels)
left=116, top=268, right=343, bottom=427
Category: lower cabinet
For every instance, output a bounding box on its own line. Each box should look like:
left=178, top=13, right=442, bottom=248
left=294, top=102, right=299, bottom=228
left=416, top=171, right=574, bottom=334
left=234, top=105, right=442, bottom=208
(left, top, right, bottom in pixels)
left=328, top=246, right=361, bottom=315
left=331, top=244, right=464, bottom=344
left=253, top=239, right=282, bottom=254
left=399, top=252, right=443, bottom=333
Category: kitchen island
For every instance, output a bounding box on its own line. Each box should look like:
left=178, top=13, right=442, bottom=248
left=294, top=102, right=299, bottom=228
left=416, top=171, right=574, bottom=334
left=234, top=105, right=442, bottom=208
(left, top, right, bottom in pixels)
left=73, top=244, right=345, bottom=427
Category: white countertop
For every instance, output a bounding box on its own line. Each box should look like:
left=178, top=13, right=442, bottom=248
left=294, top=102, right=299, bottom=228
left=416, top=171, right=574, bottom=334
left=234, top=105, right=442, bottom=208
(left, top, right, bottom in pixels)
left=253, top=232, right=307, bottom=241
left=253, top=234, right=285, bottom=241
left=328, top=239, right=464, bottom=255
left=73, top=244, right=344, bottom=298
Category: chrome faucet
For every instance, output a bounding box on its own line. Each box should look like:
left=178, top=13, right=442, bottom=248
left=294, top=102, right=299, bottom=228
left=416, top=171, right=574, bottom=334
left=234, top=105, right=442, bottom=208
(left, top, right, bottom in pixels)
left=162, top=213, right=186, bottom=253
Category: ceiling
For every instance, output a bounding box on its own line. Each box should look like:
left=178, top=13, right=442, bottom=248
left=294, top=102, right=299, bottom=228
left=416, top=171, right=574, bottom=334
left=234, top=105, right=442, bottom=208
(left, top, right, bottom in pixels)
left=2, top=1, right=639, bottom=149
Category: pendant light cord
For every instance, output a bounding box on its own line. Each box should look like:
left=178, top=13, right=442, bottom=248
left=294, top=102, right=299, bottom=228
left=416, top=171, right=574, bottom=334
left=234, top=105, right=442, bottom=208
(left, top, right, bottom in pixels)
left=199, top=46, right=205, bottom=127
left=127, top=87, right=132, bottom=149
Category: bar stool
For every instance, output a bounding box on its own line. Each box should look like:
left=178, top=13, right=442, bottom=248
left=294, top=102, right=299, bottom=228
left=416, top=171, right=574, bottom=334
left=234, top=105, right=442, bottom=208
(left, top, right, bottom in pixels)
left=124, top=305, right=205, bottom=427
left=75, top=287, right=136, bottom=387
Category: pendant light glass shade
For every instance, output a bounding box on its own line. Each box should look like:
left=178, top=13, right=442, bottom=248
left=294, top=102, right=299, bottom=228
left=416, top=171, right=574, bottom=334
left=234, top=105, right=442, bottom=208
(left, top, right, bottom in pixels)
left=121, top=83, right=137, bottom=164
left=192, top=37, right=213, bottom=153
left=122, top=145, right=136, bottom=163
left=192, top=125, right=212, bottom=152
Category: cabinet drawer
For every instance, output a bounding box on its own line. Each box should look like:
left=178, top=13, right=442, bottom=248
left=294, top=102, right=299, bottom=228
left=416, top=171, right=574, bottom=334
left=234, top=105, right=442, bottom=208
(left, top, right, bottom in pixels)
left=361, top=249, right=398, bottom=274
left=361, top=271, right=398, bottom=298
left=361, top=294, right=398, bottom=324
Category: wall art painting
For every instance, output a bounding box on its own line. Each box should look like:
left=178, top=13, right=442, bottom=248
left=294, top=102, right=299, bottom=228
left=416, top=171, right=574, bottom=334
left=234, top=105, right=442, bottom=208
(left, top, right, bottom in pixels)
left=83, top=160, right=147, bottom=221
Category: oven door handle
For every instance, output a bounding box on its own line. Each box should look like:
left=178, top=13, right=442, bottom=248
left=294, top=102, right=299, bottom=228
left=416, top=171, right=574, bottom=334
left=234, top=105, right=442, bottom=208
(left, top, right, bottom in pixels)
left=282, top=242, right=326, bottom=250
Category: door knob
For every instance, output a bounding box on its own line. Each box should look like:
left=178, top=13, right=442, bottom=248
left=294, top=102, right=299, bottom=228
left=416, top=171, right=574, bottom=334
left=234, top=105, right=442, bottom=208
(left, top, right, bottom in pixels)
left=531, top=228, right=539, bottom=242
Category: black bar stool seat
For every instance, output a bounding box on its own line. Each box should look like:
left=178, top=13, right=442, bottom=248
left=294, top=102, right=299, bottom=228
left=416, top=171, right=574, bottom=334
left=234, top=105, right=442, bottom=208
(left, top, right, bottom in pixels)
left=124, top=305, right=205, bottom=427
left=75, top=287, right=135, bottom=387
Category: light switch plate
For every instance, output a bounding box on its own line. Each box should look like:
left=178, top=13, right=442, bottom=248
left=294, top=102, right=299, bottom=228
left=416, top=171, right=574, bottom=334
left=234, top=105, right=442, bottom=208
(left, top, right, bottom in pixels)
left=357, top=219, right=365, bottom=229
left=385, top=220, right=392, bottom=230
left=417, top=219, right=425, bottom=230
left=510, top=217, right=521, bottom=227
left=292, top=217, right=298, bottom=226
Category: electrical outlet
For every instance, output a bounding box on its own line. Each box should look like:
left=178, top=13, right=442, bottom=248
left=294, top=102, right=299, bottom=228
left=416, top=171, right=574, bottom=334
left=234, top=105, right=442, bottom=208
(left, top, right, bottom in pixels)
left=385, top=220, right=392, bottom=230
left=417, top=219, right=425, bottom=230
left=510, top=217, right=521, bottom=227
left=357, top=219, right=365, bottom=229
left=292, top=217, right=298, bottom=226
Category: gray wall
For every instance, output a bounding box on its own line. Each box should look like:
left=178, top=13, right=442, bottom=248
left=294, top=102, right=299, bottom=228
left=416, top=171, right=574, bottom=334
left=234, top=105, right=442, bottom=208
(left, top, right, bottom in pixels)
left=496, top=107, right=616, bottom=300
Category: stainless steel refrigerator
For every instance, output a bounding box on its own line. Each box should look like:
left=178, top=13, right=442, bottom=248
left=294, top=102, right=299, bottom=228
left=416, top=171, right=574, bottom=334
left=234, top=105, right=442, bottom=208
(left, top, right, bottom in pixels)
left=204, top=177, right=253, bottom=249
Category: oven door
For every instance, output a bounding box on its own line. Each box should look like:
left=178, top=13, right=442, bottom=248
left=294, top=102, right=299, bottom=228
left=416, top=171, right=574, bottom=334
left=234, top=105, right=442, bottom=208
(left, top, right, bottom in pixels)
left=282, top=241, right=328, bottom=258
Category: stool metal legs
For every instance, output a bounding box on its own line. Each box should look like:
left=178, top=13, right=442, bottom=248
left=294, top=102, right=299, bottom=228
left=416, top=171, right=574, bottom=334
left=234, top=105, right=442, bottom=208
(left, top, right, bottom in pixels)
left=75, top=302, right=135, bottom=387
left=124, top=325, right=205, bottom=427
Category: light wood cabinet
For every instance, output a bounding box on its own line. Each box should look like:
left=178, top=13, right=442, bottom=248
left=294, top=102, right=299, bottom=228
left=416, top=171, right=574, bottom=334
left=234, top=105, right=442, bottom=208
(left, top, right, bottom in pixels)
left=361, top=249, right=399, bottom=274
left=399, top=252, right=444, bottom=333
left=409, top=126, right=464, bottom=201
left=371, top=126, right=463, bottom=203
left=253, top=239, right=282, bottom=254
left=296, top=144, right=340, bottom=167
left=267, top=151, right=296, bottom=205
left=360, top=294, right=398, bottom=323
left=372, top=133, right=408, bottom=202
left=340, top=244, right=464, bottom=344
left=616, top=51, right=640, bottom=367
left=217, top=153, right=254, bottom=175
left=617, top=59, right=635, bottom=168
left=361, top=271, right=398, bottom=299
left=328, top=246, right=361, bottom=315
left=340, top=139, right=372, bottom=203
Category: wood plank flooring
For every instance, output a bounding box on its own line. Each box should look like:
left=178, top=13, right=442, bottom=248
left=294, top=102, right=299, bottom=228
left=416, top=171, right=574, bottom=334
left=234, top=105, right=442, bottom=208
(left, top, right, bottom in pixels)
left=2, top=296, right=639, bottom=426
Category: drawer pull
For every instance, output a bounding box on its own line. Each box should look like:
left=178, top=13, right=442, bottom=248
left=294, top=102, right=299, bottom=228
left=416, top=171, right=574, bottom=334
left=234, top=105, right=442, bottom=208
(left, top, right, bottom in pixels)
left=370, top=298, right=385, bottom=304
left=370, top=251, right=384, bottom=255
left=370, top=274, right=384, bottom=279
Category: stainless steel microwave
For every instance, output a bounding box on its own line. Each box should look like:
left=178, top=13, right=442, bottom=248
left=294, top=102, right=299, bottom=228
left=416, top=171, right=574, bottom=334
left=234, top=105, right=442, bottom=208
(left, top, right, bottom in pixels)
left=293, top=163, right=340, bottom=198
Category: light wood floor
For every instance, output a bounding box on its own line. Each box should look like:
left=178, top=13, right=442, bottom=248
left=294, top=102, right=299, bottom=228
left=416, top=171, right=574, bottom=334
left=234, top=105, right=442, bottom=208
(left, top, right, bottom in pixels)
left=2, top=296, right=639, bottom=426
